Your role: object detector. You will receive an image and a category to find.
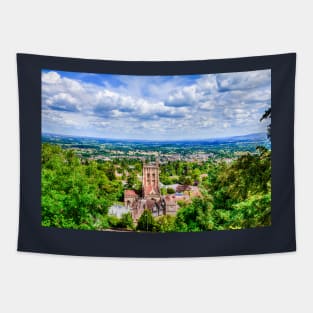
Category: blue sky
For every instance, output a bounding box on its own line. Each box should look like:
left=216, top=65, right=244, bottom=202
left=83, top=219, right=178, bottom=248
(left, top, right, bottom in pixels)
left=41, top=69, right=271, bottom=140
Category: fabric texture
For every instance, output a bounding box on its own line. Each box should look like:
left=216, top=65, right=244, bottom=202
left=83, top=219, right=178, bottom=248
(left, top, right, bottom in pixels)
left=17, top=53, right=296, bottom=257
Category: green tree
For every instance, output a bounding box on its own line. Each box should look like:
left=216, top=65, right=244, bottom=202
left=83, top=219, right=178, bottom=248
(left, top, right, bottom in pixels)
left=136, top=210, right=158, bottom=232
left=167, top=187, right=175, bottom=194
left=119, top=212, right=134, bottom=230
left=161, top=187, right=167, bottom=195
left=179, top=175, right=193, bottom=186
left=156, top=215, right=176, bottom=232
left=126, top=173, right=141, bottom=193
left=175, top=195, right=214, bottom=232
left=41, top=143, right=119, bottom=230
left=260, top=107, right=271, bottom=139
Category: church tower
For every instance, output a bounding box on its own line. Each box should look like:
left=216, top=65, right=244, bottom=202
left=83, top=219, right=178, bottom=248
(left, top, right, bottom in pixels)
left=142, top=158, right=161, bottom=201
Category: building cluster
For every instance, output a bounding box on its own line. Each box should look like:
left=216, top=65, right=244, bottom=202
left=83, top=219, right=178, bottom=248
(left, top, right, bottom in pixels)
left=124, top=160, right=180, bottom=222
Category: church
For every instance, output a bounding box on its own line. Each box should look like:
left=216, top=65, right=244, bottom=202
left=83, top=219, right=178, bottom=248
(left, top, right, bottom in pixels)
left=124, top=159, right=178, bottom=222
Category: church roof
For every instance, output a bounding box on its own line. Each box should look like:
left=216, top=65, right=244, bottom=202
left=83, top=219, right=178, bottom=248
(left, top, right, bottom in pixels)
left=124, top=190, right=137, bottom=197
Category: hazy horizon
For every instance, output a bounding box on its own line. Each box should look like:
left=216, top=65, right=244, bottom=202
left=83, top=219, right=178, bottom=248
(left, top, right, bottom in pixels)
left=42, top=130, right=268, bottom=143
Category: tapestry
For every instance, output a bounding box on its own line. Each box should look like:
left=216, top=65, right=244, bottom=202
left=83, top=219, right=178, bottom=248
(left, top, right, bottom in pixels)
left=17, top=53, right=296, bottom=257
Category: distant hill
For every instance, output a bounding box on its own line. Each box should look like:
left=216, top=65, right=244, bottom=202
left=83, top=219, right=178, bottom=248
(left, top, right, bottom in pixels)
left=203, top=132, right=267, bottom=144
left=42, top=132, right=268, bottom=144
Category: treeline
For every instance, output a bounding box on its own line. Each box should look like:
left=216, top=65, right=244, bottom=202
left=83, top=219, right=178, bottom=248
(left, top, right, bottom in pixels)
left=159, top=161, right=207, bottom=185
left=41, top=143, right=271, bottom=232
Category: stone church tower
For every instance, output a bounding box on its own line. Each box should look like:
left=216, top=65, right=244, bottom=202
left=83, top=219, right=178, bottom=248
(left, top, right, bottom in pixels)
left=142, top=159, right=161, bottom=201
left=123, top=158, right=179, bottom=222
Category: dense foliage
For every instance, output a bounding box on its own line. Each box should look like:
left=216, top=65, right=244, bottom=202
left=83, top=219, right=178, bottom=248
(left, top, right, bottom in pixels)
left=41, top=144, right=123, bottom=230
left=41, top=143, right=271, bottom=232
left=172, top=146, right=271, bottom=231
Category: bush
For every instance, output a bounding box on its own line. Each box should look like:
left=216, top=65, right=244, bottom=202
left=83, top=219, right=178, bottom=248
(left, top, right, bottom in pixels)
left=167, top=187, right=175, bottom=194
left=156, top=215, right=176, bottom=232
left=136, top=210, right=158, bottom=232
left=108, top=215, right=120, bottom=228
left=119, top=212, right=134, bottom=230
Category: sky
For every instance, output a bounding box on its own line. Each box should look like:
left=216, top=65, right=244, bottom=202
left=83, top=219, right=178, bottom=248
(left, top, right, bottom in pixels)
left=41, top=68, right=271, bottom=140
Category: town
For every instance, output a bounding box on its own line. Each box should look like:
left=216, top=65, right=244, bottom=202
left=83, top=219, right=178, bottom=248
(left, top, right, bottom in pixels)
left=42, top=132, right=270, bottom=229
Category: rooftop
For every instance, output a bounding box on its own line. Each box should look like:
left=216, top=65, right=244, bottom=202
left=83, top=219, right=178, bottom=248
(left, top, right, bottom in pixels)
left=124, top=190, right=138, bottom=197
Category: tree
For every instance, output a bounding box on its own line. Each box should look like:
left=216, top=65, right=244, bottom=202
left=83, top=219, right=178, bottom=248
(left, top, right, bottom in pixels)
left=119, top=212, right=134, bottom=230
left=260, top=107, right=271, bottom=139
left=167, top=187, right=175, bottom=194
left=160, top=176, right=173, bottom=185
left=41, top=143, right=120, bottom=230
left=175, top=195, right=214, bottom=232
left=161, top=187, right=167, bottom=195
left=192, top=168, right=201, bottom=181
left=136, top=210, right=158, bottom=232
left=196, top=145, right=272, bottom=230
left=209, top=147, right=271, bottom=211
left=105, top=163, right=116, bottom=180
left=156, top=215, right=176, bottom=232
left=126, top=173, right=141, bottom=193
left=179, top=175, right=193, bottom=186
left=229, top=193, right=271, bottom=229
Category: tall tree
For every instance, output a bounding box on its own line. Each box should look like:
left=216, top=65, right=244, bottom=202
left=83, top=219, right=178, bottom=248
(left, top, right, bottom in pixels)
left=260, top=107, right=271, bottom=139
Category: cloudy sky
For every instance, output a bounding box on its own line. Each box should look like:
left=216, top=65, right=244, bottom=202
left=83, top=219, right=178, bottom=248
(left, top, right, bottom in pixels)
left=42, top=69, right=271, bottom=140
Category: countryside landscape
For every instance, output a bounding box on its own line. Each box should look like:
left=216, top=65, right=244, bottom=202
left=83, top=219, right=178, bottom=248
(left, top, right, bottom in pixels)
left=41, top=69, right=271, bottom=232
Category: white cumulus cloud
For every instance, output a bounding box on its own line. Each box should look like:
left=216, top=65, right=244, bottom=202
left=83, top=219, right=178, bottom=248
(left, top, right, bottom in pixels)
left=41, top=69, right=271, bottom=140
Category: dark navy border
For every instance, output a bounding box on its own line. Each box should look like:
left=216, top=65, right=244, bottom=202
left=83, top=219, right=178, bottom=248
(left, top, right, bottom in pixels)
left=17, top=53, right=296, bottom=257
